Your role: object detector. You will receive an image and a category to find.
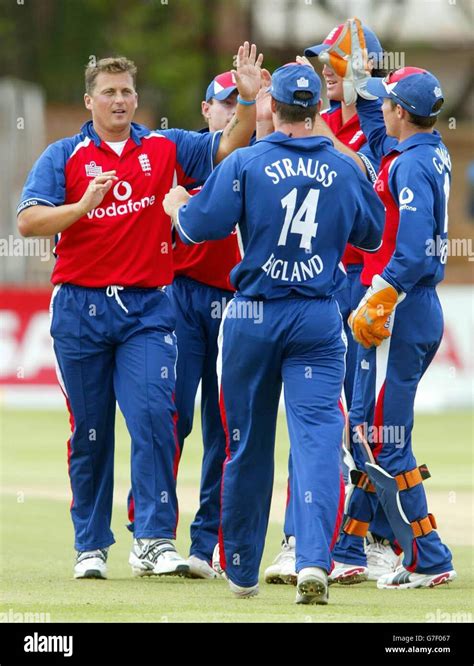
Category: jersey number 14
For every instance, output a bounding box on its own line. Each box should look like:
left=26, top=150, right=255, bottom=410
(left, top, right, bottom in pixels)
left=278, top=188, right=320, bottom=251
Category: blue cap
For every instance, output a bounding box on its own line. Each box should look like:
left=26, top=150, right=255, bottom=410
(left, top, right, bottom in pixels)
left=205, top=71, right=237, bottom=102
left=366, top=67, right=444, bottom=117
left=305, top=22, right=384, bottom=68
left=270, top=63, right=321, bottom=107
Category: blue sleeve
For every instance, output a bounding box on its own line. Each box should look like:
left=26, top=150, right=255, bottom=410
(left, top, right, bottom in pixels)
left=160, top=128, right=222, bottom=185
left=176, top=151, right=242, bottom=244
left=356, top=97, right=398, bottom=160
left=382, top=159, right=437, bottom=293
left=357, top=140, right=380, bottom=184
left=347, top=163, right=385, bottom=251
left=17, top=141, right=69, bottom=214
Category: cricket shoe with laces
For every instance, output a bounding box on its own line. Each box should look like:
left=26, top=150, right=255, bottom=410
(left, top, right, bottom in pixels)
left=228, top=579, right=259, bottom=598
left=264, top=536, right=296, bottom=585
left=377, top=565, right=457, bottom=589
left=187, top=555, right=219, bottom=579
left=211, top=543, right=227, bottom=578
left=366, top=533, right=400, bottom=581
left=329, top=561, right=369, bottom=585
left=129, top=538, right=190, bottom=577
left=74, top=548, right=108, bottom=579
left=295, top=567, right=328, bottom=605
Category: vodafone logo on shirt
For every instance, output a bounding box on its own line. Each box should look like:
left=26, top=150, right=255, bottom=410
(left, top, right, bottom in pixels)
left=87, top=180, right=156, bottom=219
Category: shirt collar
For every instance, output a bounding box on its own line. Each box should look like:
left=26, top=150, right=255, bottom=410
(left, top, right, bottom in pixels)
left=261, top=131, right=333, bottom=148
left=81, top=120, right=150, bottom=146
left=395, top=130, right=442, bottom=153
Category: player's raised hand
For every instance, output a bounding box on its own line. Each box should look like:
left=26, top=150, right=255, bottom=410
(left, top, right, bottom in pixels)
left=295, top=55, right=315, bottom=70
left=163, top=185, right=191, bottom=222
left=232, top=41, right=264, bottom=102
left=78, top=171, right=118, bottom=215
left=256, top=68, right=272, bottom=122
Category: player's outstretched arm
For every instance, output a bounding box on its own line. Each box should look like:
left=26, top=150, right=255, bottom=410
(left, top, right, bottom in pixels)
left=215, top=41, right=263, bottom=163
left=164, top=153, right=242, bottom=244
left=347, top=168, right=385, bottom=253
left=18, top=171, right=118, bottom=237
left=356, top=97, right=397, bottom=160
left=381, top=160, right=440, bottom=294
left=256, top=68, right=274, bottom=140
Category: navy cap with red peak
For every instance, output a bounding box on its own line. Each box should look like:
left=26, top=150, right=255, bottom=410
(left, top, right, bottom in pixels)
left=205, top=71, right=238, bottom=102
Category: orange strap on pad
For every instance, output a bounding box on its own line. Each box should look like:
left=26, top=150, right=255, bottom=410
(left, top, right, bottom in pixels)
left=342, top=517, right=369, bottom=538
left=411, top=513, right=437, bottom=538
left=350, top=464, right=430, bottom=494
left=395, top=464, right=431, bottom=491
left=350, top=469, right=375, bottom=493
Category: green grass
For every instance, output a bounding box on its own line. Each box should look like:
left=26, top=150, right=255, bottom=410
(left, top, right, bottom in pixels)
left=0, top=408, right=472, bottom=622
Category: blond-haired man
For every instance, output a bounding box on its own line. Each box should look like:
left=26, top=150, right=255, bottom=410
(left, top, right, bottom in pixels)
left=18, top=47, right=262, bottom=579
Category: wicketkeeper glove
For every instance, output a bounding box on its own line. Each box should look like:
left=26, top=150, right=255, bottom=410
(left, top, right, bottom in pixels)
left=317, top=17, right=374, bottom=105
left=349, top=275, right=406, bottom=348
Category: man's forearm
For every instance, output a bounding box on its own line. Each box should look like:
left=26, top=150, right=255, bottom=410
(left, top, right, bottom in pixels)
left=18, top=203, right=85, bottom=238
left=256, top=119, right=274, bottom=140
left=215, top=101, right=256, bottom=164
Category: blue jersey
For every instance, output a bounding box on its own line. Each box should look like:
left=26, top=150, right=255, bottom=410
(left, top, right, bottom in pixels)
left=356, top=99, right=452, bottom=292
left=176, top=132, right=384, bottom=299
left=381, top=134, right=452, bottom=293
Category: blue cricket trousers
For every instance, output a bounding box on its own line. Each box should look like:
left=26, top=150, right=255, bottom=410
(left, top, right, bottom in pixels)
left=218, top=295, right=346, bottom=587
left=283, top=266, right=364, bottom=537
left=339, top=264, right=366, bottom=411
left=333, top=286, right=453, bottom=573
left=50, top=284, right=180, bottom=552
left=167, top=276, right=233, bottom=562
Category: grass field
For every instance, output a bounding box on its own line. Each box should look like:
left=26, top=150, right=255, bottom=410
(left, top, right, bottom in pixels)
left=0, top=407, right=472, bottom=623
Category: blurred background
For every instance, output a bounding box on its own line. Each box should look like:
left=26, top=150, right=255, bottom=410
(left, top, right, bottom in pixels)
left=0, top=0, right=473, bottom=410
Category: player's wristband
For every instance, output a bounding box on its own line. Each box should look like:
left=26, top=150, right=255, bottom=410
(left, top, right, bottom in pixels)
left=237, top=95, right=256, bottom=106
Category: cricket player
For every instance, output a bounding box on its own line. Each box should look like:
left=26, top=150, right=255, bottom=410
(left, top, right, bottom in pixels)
left=164, top=63, right=385, bottom=604
left=332, top=63, right=457, bottom=589
left=126, top=70, right=274, bottom=579
left=127, top=71, right=241, bottom=579
left=265, top=22, right=394, bottom=586
left=17, top=47, right=263, bottom=580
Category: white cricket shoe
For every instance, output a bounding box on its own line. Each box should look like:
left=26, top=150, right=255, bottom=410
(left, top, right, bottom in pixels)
left=366, top=534, right=400, bottom=581
left=377, top=565, right=457, bottom=590
left=228, top=578, right=259, bottom=598
left=74, top=548, right=108, bottom=579
left=187, top=555, right=218, bottom=579
left=329, top=561, right=369, bottom=585
left=264, top=536, right=296, bottom=585
left=129, top=538, right=190, bottom=577
left=211, top=543, right=227, bottom=578
left=295, top=567, right=328, bottom=605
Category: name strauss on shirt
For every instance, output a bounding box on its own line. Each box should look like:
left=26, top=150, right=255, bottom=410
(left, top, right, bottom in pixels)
left=262, top=157, right=337, bottom=283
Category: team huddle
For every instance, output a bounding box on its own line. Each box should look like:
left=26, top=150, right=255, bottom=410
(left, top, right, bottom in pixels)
left=18, top=17, right=456, bottom=605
